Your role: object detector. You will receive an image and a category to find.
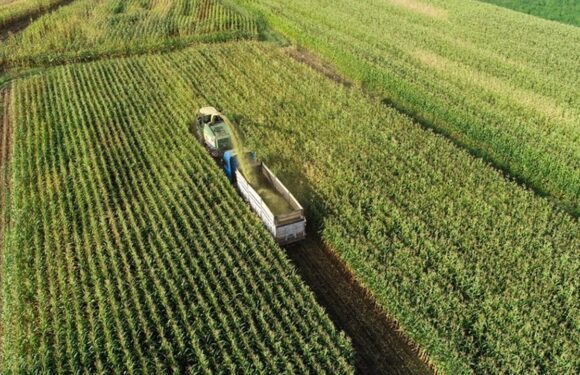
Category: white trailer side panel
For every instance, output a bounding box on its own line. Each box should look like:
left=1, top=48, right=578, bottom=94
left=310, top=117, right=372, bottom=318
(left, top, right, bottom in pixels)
left=276, top=220, right=306, bottom=245
left=235, top=169, right=306, bottom=245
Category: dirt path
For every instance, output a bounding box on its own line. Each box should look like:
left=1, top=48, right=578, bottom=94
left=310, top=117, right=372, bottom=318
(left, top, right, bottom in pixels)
left=286, top=237, right=433, bottom=374
left=285, top=47, right=352, bottom=88
left=0, top=0, right=76, bottom=41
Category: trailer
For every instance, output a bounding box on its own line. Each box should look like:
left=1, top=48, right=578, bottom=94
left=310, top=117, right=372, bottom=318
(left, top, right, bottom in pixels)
left=223, top=150, right=306, bottom=245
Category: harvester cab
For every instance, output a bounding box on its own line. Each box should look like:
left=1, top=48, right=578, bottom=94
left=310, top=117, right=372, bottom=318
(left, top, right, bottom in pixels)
left=195, top=107, right=234, bottom=157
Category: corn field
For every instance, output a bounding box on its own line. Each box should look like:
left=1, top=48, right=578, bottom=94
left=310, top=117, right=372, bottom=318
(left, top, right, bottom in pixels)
left=194, top=42, right=578, bottom=375
left=4, top=40, right=578, bottom=374
left=0, top=0, right=64, bottom=29
left=235, top=0, right=580, bottom=215
left=1, top=43, right=354, bottom=373
left=0, top=0, right=259, bottom=67
left=2, top=0, right=579, bottom=373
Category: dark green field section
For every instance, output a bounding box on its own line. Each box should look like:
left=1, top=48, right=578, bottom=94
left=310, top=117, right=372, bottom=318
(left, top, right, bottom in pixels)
left=481, top=0, right=580, bottom=27
left=3, top=41, right=575, bottom=374
left=235, top=0, right=580, bottom=215
left=0, top=43, right=354, bottom=373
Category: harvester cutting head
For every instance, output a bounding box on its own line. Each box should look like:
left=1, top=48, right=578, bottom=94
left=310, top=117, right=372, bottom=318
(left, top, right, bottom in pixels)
left=198, top=106, right=222, bottom=121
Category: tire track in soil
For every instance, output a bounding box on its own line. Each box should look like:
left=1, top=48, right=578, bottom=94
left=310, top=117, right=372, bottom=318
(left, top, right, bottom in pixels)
left=285, top=46, right=352, bottom=88
left=0, top=87, right=12, bottom=365
left=285, top=237, right=433, bottom=375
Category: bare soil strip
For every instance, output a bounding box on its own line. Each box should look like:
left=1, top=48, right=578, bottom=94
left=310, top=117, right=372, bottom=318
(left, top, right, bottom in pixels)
left=0, top=0, right=76, bottom=41
left=286, top=237, right=434, bottom=374
left=285, top=46, right=352, bottom=87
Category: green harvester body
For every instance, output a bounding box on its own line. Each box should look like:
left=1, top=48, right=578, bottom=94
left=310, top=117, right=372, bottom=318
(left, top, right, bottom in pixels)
left=196, top=106, right=233, bottom=157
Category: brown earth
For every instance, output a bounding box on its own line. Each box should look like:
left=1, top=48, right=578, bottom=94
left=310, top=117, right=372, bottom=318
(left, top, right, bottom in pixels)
left=285, top=237, right=435, bottom=374
left=285, top=46, right=352, bottom=88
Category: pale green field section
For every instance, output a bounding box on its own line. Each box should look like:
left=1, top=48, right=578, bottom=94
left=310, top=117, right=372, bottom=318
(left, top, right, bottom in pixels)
left=235, top=0, right=580, bottom=215
left=0, top=0, right=63, bottom=28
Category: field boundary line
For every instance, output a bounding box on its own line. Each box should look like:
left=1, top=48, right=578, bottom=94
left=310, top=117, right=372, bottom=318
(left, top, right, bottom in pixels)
left=1, top=32, right=258, bottom=73
left=317, top=238, right=439, bottom=374
left=375, top=93, right=580, bottom=217
left=284, top=46, right=352, bottom=88
left=0, top=86, right=12, bottom=368
left=286, top=233, right=437, bottom=374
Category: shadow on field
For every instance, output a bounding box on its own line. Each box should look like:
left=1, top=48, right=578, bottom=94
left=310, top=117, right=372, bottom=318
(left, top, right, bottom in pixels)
left=285, top=234, right=433, bottom=375
left=268, top=161, right=433, bottom=374
left=228, top=111, right=433, bottom=373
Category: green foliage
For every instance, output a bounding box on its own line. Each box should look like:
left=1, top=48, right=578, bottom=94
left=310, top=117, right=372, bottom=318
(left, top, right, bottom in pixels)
left=234, top=0, right=580, bottom=215
left=47, top=40, right=580, bottom=374
left=0, top=0, right=63, bottom=29
left=2, top=2, right=578, bottom=372
left=1, top=44, right=355, bottom=373
left=5, top=40, right=574, bottom=374
left=221, top=43, right=578, bottom=375
left=481, top=0, right=580, bottom=27
left=0, top=0, right=259, bottom=67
